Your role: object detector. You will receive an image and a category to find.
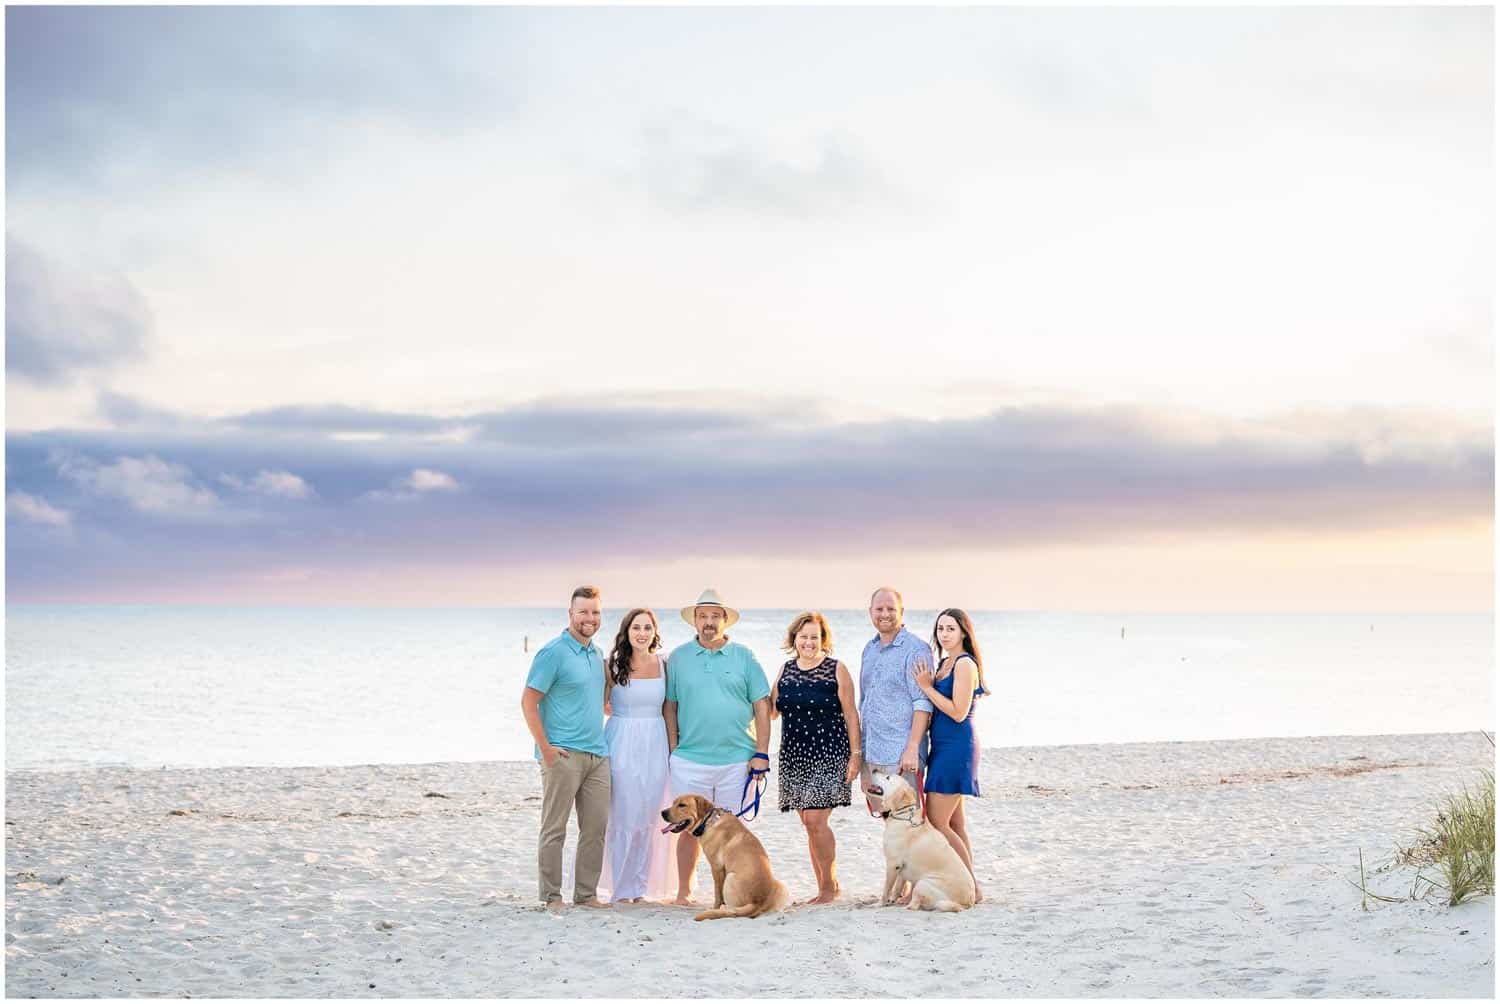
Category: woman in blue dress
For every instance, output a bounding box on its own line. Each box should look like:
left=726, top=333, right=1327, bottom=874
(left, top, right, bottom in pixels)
left=912, top=607, right=990, bottom=903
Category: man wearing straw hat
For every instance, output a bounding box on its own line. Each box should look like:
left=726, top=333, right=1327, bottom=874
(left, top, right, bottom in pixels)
left=663, top=587, right=772, bottom=906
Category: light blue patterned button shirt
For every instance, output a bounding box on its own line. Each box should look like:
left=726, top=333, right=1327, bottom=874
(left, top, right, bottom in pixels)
left=858, top=627, right=935, bottom=766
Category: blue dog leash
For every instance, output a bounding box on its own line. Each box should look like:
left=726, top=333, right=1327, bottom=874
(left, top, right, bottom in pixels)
left=737, top=752, right=770, bottom=821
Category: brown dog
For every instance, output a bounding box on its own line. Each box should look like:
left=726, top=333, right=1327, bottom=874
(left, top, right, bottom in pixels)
left=660, top=794, right=789, bottom=921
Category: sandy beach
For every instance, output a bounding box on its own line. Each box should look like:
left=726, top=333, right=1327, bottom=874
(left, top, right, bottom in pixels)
left=5, top=731, right=1493, bottom=997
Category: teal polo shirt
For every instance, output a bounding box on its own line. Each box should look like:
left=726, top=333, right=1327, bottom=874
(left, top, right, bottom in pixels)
left=665, top=639, right=770, bottom=766
left=523, top=629, right=608, bottom=759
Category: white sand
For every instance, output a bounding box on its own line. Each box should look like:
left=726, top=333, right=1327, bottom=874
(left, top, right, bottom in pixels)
left=6, top=731, right=1493, bottom=997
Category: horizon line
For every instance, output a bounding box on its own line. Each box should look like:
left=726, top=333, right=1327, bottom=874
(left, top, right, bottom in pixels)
left=4, top=601, right=1492, bottom=617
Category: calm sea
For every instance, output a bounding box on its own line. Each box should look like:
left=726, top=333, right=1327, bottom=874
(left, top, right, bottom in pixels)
left=5, top=606, right=1493, bottom=772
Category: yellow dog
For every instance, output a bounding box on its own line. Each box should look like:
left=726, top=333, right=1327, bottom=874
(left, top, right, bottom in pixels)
left=869, top=772, right=976, bottom=912
left=661, top=794, right=790, bottom=921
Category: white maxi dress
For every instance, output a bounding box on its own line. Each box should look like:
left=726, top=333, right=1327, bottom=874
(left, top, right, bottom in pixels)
left=599, top=658, right=676, bottom=902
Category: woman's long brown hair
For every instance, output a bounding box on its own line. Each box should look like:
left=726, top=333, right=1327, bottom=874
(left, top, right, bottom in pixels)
left=931, top=608, right=991, bottom=696
left=607, top=608, right=661, bottom=686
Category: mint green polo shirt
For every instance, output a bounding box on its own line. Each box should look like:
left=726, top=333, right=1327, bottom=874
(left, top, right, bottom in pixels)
left=665, top=639, right=770, bottom=766
left=523, top=629, right=608, bottom=759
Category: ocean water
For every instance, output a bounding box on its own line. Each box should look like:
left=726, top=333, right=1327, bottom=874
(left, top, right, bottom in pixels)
left=5, top=605, right=1493, bottom=772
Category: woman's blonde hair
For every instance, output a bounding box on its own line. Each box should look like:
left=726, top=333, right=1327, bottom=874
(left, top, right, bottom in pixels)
left=782, top=611, right=833, bottom=656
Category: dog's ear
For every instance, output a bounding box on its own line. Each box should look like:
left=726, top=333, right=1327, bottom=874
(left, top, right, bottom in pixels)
left=691, top=795, right=712, bottom=820
left=892, top=783, right=917, bottom=811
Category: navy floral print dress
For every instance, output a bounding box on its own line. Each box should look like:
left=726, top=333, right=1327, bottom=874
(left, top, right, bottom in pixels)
left=774, top=657, right=853, bottom=811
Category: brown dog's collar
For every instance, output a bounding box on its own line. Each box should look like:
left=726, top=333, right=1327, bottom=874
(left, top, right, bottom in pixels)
left=690, top=807, right=724, bottom=838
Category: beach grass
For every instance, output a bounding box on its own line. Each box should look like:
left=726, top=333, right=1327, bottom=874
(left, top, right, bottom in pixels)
left=1396, top=764, right=1495, bottom=907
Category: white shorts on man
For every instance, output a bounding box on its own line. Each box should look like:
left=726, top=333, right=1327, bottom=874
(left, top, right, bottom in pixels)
left=668, top=754, right=751, bottom=811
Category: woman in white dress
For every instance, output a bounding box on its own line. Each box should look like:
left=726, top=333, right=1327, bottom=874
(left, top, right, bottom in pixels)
left=600, top=608, right=676, bottom=903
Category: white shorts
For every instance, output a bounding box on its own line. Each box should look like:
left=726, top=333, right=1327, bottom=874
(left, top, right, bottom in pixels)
left=668, top=754, right=751, bottom=813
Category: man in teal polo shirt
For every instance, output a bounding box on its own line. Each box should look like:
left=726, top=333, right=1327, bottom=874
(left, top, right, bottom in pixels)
left=520, top=585, right=611, bottom=910
left=663, top=587, right=771, bottom=905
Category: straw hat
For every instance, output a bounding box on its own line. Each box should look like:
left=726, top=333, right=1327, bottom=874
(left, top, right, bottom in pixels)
left=680, top=587, right=740, bottom=628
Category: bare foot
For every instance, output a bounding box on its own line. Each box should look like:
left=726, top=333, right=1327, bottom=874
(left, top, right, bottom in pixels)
left=806, top=884, right=839, bottom=905
left=973, top=884, right=984, bottom=904
left=545, top=900, right=565, bottom=913
left=575, top=898, right=610, bottom=909
left=673, top=893, right=695, bottom=906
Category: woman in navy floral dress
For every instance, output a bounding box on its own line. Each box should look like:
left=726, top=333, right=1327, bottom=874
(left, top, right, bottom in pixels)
left=771, top=611, right=862, bottom=904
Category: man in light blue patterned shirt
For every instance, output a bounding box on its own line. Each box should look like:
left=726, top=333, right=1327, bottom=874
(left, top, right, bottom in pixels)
left=857, top=586, right=934, bottom=815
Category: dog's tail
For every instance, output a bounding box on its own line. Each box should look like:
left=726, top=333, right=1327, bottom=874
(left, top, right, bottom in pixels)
left=694, top=881, right=789, bottom=921
left=746, top=879, right=791, bottom=918
left=693, top=901, right=761, bottom=921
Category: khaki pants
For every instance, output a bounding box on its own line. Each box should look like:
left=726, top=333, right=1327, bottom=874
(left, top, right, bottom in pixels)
left=537, top=750, right=611, bottom=904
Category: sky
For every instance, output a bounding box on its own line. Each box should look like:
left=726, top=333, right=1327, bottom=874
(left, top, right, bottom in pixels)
left=5, top=6, right=1494, bottom=611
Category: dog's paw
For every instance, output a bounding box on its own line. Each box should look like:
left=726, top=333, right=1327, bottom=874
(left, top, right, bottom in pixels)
left=692, top=911, right=711, bottom=922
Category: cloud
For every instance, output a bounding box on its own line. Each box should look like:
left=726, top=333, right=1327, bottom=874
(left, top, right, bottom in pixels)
left=226, top=404, right=453, bottom=436
left=363, top=468, right=461, bottom=502
left=7, top=492, right=70, bottom=527
left=5, top=6, right=522, bottom=190
left=639, top=118, right=891, bottom=217
left=201, top=397, right=767, bottom=446
left=53, top=452, right=223, bottom=519
left=6, top=236, right=152, bottom=386
left=403, top=469, right=458, bottom=492
left=8, top=399, right=1488, bottom=591
left=95, top=390, right=184, bottom=428
left=218, top=470, right=315, bottom=499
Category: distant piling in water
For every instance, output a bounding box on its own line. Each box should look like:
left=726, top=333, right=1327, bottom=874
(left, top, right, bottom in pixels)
left=523, top=634, right=529, bottom=652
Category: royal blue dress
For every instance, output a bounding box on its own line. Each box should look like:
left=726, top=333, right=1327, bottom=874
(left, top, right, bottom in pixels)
left=925, top=656, right=982, bottom=796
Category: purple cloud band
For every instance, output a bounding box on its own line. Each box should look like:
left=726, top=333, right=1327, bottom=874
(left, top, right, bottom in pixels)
left=6, top=397, right=1491, bottom=599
